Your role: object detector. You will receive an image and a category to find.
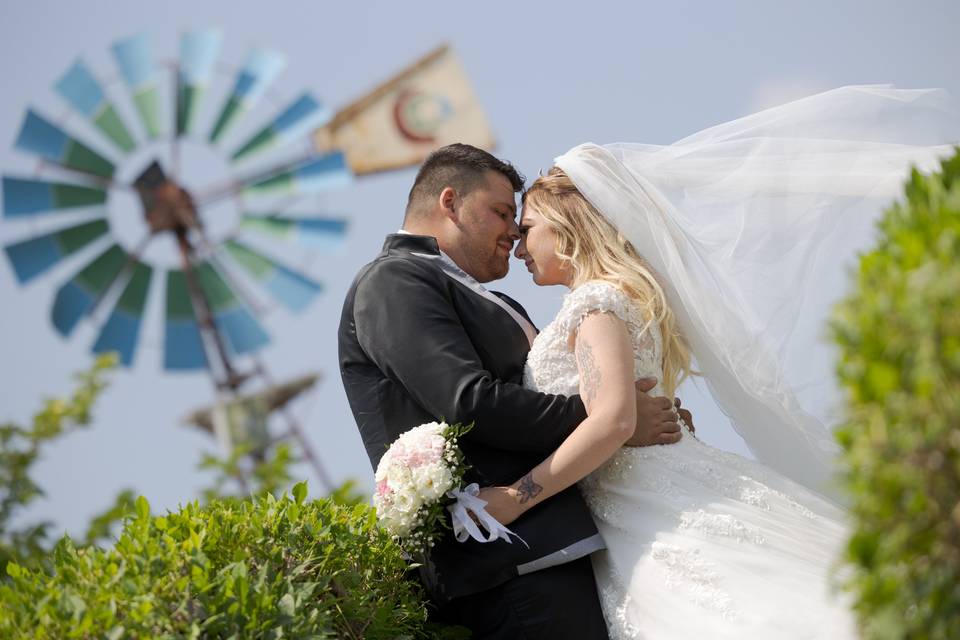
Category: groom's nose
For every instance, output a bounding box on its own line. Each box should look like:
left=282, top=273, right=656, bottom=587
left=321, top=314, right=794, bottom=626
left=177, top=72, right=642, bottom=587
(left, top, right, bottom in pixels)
left=507, top=218, right=520, bottom=240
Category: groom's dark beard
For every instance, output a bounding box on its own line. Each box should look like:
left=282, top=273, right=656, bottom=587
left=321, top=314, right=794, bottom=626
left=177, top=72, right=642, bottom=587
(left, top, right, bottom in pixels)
left=452, top=214, right=512, bottom=282
left=459, top=239, right=510, bottom=282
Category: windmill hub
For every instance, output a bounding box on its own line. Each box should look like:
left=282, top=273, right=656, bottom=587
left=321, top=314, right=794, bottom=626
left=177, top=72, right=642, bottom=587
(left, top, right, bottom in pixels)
left=133, top=160, right=201, bottom=235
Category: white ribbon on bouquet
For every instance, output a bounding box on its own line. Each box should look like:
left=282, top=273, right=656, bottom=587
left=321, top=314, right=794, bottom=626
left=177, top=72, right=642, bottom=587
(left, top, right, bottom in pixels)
left=446, top=483, right=529, bottom=548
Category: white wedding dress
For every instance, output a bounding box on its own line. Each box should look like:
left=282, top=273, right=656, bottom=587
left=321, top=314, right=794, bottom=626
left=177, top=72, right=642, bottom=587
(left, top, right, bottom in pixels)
left=523, top=281, right=856, bottom=639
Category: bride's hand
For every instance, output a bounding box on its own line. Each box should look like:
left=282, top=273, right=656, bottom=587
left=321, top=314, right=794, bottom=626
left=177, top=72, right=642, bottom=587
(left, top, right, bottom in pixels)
left=625, top=378, right=684, bottom=447
left=477, top=486, right=524, bottom=526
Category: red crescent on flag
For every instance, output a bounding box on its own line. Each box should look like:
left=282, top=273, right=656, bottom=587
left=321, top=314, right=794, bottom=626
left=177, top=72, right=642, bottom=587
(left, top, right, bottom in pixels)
left=393, top=88, right=438, bottom=143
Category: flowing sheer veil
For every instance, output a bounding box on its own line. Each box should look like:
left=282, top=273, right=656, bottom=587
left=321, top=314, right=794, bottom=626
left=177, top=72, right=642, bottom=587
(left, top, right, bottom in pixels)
left=555, top=85, right=958, bottom=500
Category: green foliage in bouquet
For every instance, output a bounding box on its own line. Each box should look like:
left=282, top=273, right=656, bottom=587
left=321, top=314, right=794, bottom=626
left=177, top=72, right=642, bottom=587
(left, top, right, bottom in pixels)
left=831, top=148, right=960, bottom=639
left=0, top=483, right=446, bottom=639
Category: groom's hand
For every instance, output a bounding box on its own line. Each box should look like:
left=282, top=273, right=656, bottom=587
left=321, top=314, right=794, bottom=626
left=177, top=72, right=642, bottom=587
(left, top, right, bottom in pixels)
left=625, top=377, right=683, bottom=447
left=675, top=397, right=695, bottom=436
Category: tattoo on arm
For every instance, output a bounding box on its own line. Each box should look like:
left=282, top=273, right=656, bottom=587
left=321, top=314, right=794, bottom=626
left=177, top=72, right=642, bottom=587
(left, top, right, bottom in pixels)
left=576, top=335, right=601, bottom=406
left=516, top=472, right=543, bottom=504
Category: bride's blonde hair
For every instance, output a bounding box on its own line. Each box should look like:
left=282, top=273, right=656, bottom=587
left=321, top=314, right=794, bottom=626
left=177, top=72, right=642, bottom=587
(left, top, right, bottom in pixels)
left=523, top=167, right=693, bottom=397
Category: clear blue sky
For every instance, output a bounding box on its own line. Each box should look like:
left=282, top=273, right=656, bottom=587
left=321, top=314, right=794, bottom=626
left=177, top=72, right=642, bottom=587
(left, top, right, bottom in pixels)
left=2, top=0, right=958, bottom=535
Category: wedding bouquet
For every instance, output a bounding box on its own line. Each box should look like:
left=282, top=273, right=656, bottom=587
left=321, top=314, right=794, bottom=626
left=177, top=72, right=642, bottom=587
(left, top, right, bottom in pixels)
left=373, top=421, right=523, bottom=555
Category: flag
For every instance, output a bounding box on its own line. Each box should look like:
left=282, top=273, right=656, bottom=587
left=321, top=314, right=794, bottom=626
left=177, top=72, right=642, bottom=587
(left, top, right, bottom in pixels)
left=313, top=45, right=495, bottom=174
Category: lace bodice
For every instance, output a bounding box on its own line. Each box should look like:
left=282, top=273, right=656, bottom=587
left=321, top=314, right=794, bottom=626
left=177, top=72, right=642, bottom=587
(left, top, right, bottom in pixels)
left=523, top=281, right=663, bottom=397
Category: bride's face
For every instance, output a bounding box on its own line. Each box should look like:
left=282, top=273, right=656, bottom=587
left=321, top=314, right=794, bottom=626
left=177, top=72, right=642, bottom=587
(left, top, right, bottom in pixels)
left=515, top=206, right=570, bottom=287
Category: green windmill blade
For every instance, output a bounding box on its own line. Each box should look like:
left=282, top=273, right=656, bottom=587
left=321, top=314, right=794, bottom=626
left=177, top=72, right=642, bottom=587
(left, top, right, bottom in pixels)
left=15, top=110, right=115, bottom=179
left=4, top=218, right=109, bottom=284
left=55, top=59, right=136, bottom=153
left=209, top=48, right=286, bottom=143
left=3, top=176, right=107, bottom=218
left=177, top=28, right=222, bottom=136
left=51, top=243, right=128, bottom=337
left=112, top=32, right=162, bottom=139
left=223, top=239, right=322, bottom=313
left=93, top=260, right=153, bottom=366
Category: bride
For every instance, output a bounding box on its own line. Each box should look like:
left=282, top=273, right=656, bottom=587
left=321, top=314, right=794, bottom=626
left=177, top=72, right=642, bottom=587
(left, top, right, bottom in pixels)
left=479, top=86, right=956, bottom=638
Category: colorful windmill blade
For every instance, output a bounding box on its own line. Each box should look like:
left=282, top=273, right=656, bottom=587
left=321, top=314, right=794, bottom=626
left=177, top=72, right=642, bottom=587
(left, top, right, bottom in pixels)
left=15, top=110, right=115, bottom=179
left=241, top=152, right=351, bottom=197
left=165, top=269, right=207, bottom=370
left=223, top=239, right=321, bottom=313
left=209, top=49, right=286, bottom=143
left=55, top=60, right=136, bottom=153
left=3, top=176, right=106, bottom=217
left=93, top=260, right=152, bottom=366
left=231, top=93, right=331, bottom=162
left=51, top=243, right=127, bottom=336
left=177, top=28, right=222, bottom=136
left=111, top=33, right=162, bottom=139
left=4, top=218, right=109, bottom=284
left=195, top=261, right=270, bottom=354
left=239, top=213, right=347, bottom=251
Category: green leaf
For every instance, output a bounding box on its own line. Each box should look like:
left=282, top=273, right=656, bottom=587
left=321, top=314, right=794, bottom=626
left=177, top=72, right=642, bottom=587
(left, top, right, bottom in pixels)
left=135, top=495, right=150, bottom=521
left=6, top=561, right=22, bottom=578
left=278, top=592, right=296, bottom=616
left=292, top=481, right=308, bottom=506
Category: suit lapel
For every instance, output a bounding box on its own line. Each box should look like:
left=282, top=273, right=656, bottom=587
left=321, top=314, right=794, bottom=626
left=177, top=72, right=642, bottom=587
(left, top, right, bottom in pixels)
left=410, top=250, right=538, bottom=348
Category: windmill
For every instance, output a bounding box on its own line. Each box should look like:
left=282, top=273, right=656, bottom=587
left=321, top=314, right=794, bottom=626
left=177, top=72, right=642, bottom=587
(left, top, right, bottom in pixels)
left=2, top=29, right=355, bottom=491
left=2, top=32, right=495, bottom=492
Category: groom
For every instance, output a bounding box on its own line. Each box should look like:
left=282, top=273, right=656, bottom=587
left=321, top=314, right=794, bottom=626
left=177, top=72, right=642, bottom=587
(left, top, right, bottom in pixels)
left=338, top=144, right=686, bottom=639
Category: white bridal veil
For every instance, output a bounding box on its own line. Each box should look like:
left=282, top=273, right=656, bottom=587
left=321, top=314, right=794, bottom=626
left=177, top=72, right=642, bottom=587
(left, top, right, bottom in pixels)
left=556, top=85, right=959, bottom=499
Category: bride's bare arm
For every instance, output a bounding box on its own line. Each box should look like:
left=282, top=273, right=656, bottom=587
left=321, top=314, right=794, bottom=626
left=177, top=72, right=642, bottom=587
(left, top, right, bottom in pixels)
left=480, top=310, right=637, bottom=525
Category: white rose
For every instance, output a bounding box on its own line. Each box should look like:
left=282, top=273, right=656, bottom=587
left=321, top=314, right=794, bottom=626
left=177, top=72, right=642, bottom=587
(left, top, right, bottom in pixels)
left=392, top=488, right=422, bottom=515
left=413, top=463, right=454, bottom=502
left=386, top=462, right=412, bottom=491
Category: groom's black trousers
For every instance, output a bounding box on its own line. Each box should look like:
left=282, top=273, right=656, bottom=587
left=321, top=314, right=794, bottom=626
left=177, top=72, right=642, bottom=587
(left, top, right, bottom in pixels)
left=434, top=556, right=610, bottom=640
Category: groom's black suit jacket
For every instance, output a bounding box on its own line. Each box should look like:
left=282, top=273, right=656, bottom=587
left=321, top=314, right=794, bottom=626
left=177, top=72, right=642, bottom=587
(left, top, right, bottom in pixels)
left=338, top=233, right=601, bottom=604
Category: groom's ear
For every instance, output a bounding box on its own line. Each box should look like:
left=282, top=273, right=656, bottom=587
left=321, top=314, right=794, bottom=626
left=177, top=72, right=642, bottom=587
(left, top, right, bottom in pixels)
left=439, top=187, right=459, bottom=221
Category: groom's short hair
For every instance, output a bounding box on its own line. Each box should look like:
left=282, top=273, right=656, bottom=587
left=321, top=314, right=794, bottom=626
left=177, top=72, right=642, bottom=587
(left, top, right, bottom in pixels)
left=405, top=143, right=525, bottom=219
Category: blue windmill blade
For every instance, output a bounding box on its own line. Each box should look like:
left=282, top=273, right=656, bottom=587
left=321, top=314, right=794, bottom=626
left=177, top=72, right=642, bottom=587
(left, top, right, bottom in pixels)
left=4, top=218, right=109, bottom=284
left=239, top=213, right=348, bottom=251
left=231, top=93, right=332, bottom=162
left=241, top=152, right=352, bottom=197
left=164, top=269, right=207, bottom=370
left=92, top=260, right=152, bottom=366
left=209, top=48, right=286, bottom=143
left=223, top=239, right=322, bottom=313
left=15, top=110, right=115, bottom=179
left=3, top=176, right=107, bottom=218
left=111, top=32, right=162, bottom=138
left=177, top=28, right=222, bottom=135
left=195, top=260, right=270, bottom=355
left=51, top=244, right=127, bottom=337
left=55, top=59, right=136, bottom=153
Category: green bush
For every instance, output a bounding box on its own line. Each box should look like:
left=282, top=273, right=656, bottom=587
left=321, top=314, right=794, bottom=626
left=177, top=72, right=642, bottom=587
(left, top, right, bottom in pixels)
left=831, top=148, right=960, bottom=638
left=0, top=354, right=131, bottom=570
left=0, top=483, right=440, bottom=639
